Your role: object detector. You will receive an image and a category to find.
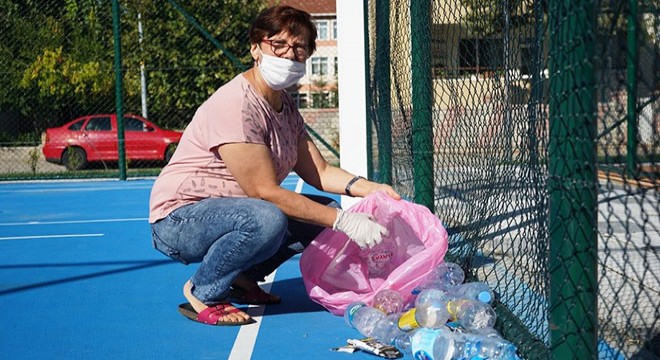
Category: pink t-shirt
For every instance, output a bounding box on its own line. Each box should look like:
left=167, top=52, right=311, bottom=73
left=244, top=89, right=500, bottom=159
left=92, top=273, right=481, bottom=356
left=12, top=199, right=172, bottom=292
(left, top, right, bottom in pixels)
left=149, top=74, right=306, bottom=223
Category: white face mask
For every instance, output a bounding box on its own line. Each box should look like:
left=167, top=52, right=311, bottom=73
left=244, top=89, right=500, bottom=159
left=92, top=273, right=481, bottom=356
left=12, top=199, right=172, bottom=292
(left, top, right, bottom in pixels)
left=257, top=49, right=306, bottom=90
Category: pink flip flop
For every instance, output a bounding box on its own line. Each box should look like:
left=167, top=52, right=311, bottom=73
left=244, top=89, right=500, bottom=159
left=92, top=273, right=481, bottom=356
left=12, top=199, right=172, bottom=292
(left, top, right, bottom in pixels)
left=178, top=303, right=255, bottom=326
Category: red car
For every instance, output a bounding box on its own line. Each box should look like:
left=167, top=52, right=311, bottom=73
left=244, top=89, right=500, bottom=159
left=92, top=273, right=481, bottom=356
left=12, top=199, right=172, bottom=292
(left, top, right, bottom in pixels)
left=42, top=114, right=182, bottom=170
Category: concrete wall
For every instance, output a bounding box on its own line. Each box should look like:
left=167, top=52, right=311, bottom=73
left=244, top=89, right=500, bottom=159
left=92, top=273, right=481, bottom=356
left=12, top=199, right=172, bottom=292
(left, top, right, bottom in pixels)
left=300, top=108, right=339, bottom=165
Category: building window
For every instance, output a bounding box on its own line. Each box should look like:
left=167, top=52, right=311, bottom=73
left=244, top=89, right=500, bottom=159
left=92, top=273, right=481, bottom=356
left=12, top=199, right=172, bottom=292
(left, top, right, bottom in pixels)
left=458, top=38, right=504, bottom=75
left=291, top=92, right=308, bottom=108
left=332, top=20, right=337, bottom=39
left=334, top=56, right=338, bottom=76
left=431, top=38, right=448, bottom=77
left=312, top=57, right=328, bottom=75
left=519, top=38, right=536, bottom=76
left=316, top=20, right=328, bottom=40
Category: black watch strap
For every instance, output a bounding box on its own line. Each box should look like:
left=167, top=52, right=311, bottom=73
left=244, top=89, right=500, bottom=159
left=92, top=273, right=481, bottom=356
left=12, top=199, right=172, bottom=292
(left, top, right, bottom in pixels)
left=345, top=176, right=365, bottom=196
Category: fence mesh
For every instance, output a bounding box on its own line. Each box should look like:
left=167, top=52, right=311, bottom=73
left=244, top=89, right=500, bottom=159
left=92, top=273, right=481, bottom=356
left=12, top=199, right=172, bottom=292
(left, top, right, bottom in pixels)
left=366, top=0, right=658, bottom=358
left=1, top=0, right=658, bottom=358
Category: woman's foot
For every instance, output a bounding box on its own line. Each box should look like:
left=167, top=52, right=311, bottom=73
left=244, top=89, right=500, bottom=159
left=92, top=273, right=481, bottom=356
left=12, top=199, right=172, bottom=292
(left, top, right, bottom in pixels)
left=230, top=274, right=281, bottom=304
left=183, top=280, right=252, bottom=324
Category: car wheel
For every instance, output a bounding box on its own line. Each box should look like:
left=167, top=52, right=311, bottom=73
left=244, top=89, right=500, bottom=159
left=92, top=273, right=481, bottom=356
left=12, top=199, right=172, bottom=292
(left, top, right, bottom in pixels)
left=62, top=147, right=87, bottom=171
left=164, top=144, right=177, bottom=164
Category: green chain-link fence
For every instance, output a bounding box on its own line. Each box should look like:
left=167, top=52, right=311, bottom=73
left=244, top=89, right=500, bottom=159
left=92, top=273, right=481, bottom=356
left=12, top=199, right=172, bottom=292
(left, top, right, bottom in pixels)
left=1, top=0, right=658, bottom=358
left=366, top=0, right=658, bottom=359
left=0, top=0, right=339, bottom=180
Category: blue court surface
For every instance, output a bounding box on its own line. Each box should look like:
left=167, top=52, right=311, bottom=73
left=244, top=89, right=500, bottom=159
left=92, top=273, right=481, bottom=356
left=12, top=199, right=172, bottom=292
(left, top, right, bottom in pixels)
left=0, top=175, right=381, bottom=360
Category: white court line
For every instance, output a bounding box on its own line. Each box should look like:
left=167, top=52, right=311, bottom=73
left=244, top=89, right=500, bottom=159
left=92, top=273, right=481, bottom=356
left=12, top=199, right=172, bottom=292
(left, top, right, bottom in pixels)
left=295, top=177, right=304, bottom=193
left=0, top=185, right=153, bottom=194
left=0, top=233, right=104, bottom=241
left=228, top=174, right=304, bottom=359
left=228, top=270, right=277, bottom=360
left=0, top=218, right=147, bottom=226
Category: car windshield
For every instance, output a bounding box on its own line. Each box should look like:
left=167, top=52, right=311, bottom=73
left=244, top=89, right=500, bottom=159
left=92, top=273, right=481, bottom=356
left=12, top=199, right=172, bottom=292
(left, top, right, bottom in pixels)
left=68, top=119, right=85, bottom=131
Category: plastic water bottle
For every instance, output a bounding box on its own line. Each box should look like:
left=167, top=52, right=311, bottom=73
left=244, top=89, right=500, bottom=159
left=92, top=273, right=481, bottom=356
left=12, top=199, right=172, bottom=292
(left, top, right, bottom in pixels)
left=409, top=327, right=454, bottom=360
left=373, top=289, right=404, bottom=315
left=446, top=281, right=495, bottom=304
left=370, top=313, right=407, bottom=345
left=413, top=261, right=465, bottom=294
left=360, top=240, right=396, bottom=277
left=361, top=290, right=405, bottom=344
left=409, top=328, right=449, bottom=359
left=447, top=299, right=497, bottom=332
left=407, top=288, right=496, bottom=332
left=344, top=302, right=386, bottom=337
left=397, top=307, right=420, bottom=331
left=393, top=327, right=519, bottom=360
left=414, top=288, right=450, bottom=329
left=452, top=330, right=519, bottom=359
left=478, top=326, right=507, bottom=339
left=392, top=331, right=413, bottom=357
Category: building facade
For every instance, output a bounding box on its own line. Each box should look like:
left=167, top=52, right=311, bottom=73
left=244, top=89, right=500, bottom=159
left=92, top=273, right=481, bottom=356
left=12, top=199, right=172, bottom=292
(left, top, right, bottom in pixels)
left=269, top=0, right=338, bottom=109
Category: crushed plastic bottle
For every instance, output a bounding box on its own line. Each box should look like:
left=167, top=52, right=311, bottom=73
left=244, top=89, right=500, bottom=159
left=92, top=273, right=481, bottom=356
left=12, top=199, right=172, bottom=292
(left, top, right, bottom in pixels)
left=344, top=301, right=386, bottom=337
left=446, top=281, right=495, bottom=304
left=413, top=261, right=465, bottom=294
left=370, top=313, right=408, bottom=345
left=452, top=329, right=519, bottom=359
left=414, top=288, right=450, bottom=329
left=447, top=299, right=497, bottom=332
left=408, top=289, right=497, bottom=332
left=373, top=289, right=404, bottom=315
left=392, top=326, right=519, bottom=360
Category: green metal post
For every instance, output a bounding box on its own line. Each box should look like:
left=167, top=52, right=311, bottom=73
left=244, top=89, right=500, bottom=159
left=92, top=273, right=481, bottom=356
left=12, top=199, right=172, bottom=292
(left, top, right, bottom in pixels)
left=375, top=0, right=392, bottom=185
left=364, top=0, right=374, bottom=180
left=112, top=0, right=126, bottom=180
left=305, top=125, right=339, bottom=159
left=548, top=0, right=598, bottom=359
left=626, top=0, right=639, bottom=177
left=410, top=0, right=434, bottom=212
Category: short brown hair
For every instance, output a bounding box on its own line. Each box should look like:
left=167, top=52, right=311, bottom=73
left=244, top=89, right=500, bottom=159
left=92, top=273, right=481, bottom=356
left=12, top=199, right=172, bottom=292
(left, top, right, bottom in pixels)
left=249, top=6, right=317, bottom=54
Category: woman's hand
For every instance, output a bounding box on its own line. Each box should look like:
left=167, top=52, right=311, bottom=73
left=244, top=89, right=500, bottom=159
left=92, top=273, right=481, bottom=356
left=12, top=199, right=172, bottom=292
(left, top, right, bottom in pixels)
left=332, top=209, right=388, bottom=248
left=364, top=181, right=401, bottom=201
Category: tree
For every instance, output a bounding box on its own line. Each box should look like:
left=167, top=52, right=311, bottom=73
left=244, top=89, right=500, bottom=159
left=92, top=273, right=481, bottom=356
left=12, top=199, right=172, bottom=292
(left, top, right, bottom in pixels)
left=1, top=0, right=98, bottom=136
left=119, top=0, right=265, bottom=128
left=1, top=0, right=266, bottom=137
left=458, top=0, right=530, bottom=73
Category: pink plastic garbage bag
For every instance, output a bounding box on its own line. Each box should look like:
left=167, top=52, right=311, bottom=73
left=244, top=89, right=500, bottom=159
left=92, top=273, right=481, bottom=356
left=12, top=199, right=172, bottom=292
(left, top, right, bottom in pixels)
left=299, top=191, right=449, bottom=315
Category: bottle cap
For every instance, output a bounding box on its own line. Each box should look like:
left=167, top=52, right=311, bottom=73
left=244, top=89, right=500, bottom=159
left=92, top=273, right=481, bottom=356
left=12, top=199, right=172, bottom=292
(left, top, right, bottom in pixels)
left=398, top=308, right=420, bottom=331
left=477, top=291, right=492, bottom=303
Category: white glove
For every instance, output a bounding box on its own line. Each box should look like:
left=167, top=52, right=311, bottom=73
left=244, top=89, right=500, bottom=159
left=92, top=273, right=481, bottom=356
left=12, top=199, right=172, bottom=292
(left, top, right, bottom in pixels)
left=332, top=209, right=389, bottom=249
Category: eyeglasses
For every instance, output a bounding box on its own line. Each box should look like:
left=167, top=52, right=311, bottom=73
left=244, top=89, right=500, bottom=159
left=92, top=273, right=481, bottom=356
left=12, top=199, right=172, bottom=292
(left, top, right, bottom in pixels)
left=262, top=39, right=310, bottom=60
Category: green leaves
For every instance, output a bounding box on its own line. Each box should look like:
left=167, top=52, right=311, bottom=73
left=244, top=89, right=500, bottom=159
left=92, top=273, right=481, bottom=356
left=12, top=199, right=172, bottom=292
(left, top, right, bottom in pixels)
left=2, top=0, right=266, bottom=131
left=21, top=47, right=112, bottom=97
left=459, top=0, right=528, bottom=37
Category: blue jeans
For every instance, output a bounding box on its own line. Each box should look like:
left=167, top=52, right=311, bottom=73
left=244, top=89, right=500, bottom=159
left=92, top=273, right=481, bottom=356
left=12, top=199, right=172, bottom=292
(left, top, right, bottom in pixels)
left=151, top=194, right=338, bottom=303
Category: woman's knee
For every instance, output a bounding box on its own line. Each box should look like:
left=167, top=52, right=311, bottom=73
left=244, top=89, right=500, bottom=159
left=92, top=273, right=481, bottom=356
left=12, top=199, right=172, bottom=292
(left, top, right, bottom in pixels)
left=242, top=201, right=288, bottom=245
